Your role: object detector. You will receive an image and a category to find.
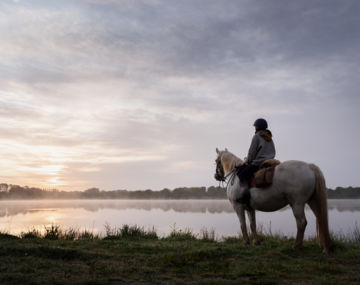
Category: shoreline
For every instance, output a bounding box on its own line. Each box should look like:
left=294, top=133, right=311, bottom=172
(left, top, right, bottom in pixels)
left=0, top=225, right=359, bottom=284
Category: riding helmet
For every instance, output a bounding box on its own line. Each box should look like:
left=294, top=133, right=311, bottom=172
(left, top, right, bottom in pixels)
left=253, top=118, right=268, bottom=130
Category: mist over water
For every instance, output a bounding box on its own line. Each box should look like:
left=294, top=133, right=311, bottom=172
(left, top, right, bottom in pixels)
left=0, top=199, right=359, bottom=238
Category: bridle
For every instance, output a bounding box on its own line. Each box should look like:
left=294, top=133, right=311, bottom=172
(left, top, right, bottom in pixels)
left=214, top=156, right=225, bottom=182
left=214, top=155, right=237, bottom=187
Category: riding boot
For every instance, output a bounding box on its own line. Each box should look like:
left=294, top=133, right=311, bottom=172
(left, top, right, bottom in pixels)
left=237, top=180, right=251, bottom=207
left=240, top=180, right=248, bottom=191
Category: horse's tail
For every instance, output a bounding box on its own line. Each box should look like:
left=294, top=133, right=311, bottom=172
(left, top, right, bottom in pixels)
left=308, top=163, right=332, bottom=253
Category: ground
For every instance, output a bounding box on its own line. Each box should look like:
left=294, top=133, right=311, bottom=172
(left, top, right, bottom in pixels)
left=0, top=227, right=359, bottom=284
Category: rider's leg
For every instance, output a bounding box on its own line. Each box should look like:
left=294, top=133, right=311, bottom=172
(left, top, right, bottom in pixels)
left=239, top=164, right=259, bottom=188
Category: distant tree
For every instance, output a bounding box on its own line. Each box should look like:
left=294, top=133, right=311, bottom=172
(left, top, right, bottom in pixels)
left=327, top=187, right=360, bottom=199
left=8, top=185, right=25, bottom=198
left=207, top=186, right=226, bottom=199
left=82, top=188, right=101, bottom=198
left=160, top=188, right=171, bottom=199
left=0, top=183, right=8, bottom=192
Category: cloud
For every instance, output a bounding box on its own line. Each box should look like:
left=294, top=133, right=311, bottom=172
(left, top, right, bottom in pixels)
left=0, top=0, right=359, bottom=189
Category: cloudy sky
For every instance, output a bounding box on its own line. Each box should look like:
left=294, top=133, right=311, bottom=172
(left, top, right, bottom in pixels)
left=0, top=0, right=359, bottom=190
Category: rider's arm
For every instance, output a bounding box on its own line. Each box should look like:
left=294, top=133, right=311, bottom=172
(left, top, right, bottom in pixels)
left=247, top=135, right=259, bottom=164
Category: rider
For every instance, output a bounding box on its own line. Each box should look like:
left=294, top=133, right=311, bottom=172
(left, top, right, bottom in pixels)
left=238, top=118, right=276, bottom=189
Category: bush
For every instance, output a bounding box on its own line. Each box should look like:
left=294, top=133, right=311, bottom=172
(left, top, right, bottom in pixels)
left=21, top=228, right=41, bottom=239
left=44, top=224, right=62, bottom=240
left=165, top=225, right=197, bottom=241
left=104, top=224, right=158, bottom=240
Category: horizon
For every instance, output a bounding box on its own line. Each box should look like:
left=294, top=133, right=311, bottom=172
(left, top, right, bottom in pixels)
left=0, top=182, right=358, bottom=193
left=1, top=0, right=360, bottom=190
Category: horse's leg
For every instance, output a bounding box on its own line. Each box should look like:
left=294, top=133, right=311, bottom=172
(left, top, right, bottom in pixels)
left=246, top=209, right=260, bottom=245
left=307, top=200, right=321, bottom=246
left=291, top=204, right=307, bottom=249
left=232, top=201, right=250, bottom=245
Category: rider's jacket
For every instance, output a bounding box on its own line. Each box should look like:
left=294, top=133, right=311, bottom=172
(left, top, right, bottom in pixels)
left=246, top=130, right=276, bottom=166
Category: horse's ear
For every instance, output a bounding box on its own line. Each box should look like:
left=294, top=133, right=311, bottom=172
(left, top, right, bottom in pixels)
left=225, top=148, right=228, bottom=152
left=216, top=148, right=220, bottom=154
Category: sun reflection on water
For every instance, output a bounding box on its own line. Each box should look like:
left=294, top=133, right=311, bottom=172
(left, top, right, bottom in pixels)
left=46, top=214, right=58, bottom=224
left=0, top=207, right=68, bottom=235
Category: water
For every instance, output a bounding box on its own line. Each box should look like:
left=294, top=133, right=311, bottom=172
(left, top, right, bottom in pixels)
left=0, top=199, right=359, bottom=238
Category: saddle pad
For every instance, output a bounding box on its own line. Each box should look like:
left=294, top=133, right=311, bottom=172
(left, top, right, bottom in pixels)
left=259, top=159, right=280, bottom=169
left=254, top=166, right=276, bottom=188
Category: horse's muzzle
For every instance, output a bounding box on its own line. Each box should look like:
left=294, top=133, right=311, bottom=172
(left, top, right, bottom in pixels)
left=214, top=173, right=225, bottom=182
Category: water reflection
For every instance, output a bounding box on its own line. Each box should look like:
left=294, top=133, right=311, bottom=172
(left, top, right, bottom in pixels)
left=0, top=199, right=359, bottom=217
left=327, top=199, right=360, bottom=212
left=0, top=199, right=359, bottom=237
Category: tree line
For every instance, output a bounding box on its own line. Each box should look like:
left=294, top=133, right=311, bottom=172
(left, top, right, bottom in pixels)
left=0, top=183, right=359, bottom=200
left=0, top=184, right=226, bottom=199
left=326, top=187, right=360, bottom=199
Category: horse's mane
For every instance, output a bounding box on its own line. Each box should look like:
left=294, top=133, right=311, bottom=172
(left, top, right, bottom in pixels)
left=222, top=151, right=243, bottom=172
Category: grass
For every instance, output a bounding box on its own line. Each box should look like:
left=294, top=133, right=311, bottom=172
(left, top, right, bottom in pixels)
left=0, top=225, right=359, bottom=284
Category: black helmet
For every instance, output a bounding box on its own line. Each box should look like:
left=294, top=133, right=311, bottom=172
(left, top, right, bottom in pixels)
left=253, top=118, right=268, bottom=130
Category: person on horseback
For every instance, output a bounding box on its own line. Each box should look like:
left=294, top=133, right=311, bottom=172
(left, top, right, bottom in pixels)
left=238, top=118, right=276, bottom=189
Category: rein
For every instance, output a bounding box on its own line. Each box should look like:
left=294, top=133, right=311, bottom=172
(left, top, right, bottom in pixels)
left=224, top=170, right=237, bottom=186
left=218, top=170, right=236, bottom=188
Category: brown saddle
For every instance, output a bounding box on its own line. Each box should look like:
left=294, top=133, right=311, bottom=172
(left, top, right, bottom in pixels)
left=253, top=159, right=281, bottom=188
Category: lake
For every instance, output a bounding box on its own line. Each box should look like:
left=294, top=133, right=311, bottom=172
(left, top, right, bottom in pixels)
left=0, top=199, right=359, bottom=239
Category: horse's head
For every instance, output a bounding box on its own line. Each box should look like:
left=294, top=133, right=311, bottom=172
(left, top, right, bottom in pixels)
left=214, top=148, right=244, bottom=181
left=214, top=147, right=227, bottom=181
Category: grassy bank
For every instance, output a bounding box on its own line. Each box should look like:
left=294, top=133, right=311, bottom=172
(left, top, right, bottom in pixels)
left=0, top=226, right=359, bottom=284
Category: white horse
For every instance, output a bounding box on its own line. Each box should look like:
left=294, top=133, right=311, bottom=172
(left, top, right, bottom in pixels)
left=215, top=148, right=332, bottom=253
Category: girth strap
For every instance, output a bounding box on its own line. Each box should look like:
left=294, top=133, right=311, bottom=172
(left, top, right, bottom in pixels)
left=236, top=188, right=252, bottom=210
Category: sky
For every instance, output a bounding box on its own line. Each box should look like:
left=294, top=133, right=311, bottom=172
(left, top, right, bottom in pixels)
left=0, top=0, right=359, bottom=191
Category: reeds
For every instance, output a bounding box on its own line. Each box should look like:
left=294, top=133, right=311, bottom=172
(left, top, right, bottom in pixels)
left=104, top=223, right=158, bottom=240
left=1, top=223, right=359, bottom=243
left=328, top=222, right=360, bottom=243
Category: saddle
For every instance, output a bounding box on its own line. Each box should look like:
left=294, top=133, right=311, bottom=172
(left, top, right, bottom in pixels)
left=251, top=159, right=281, bottom=188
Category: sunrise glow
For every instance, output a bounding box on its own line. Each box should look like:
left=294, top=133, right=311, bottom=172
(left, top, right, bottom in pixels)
left=0, top=0, right=359, bottom=191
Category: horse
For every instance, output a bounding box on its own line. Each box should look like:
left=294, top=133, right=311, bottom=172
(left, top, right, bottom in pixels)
left=214, top=148, right=332, bottom=253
